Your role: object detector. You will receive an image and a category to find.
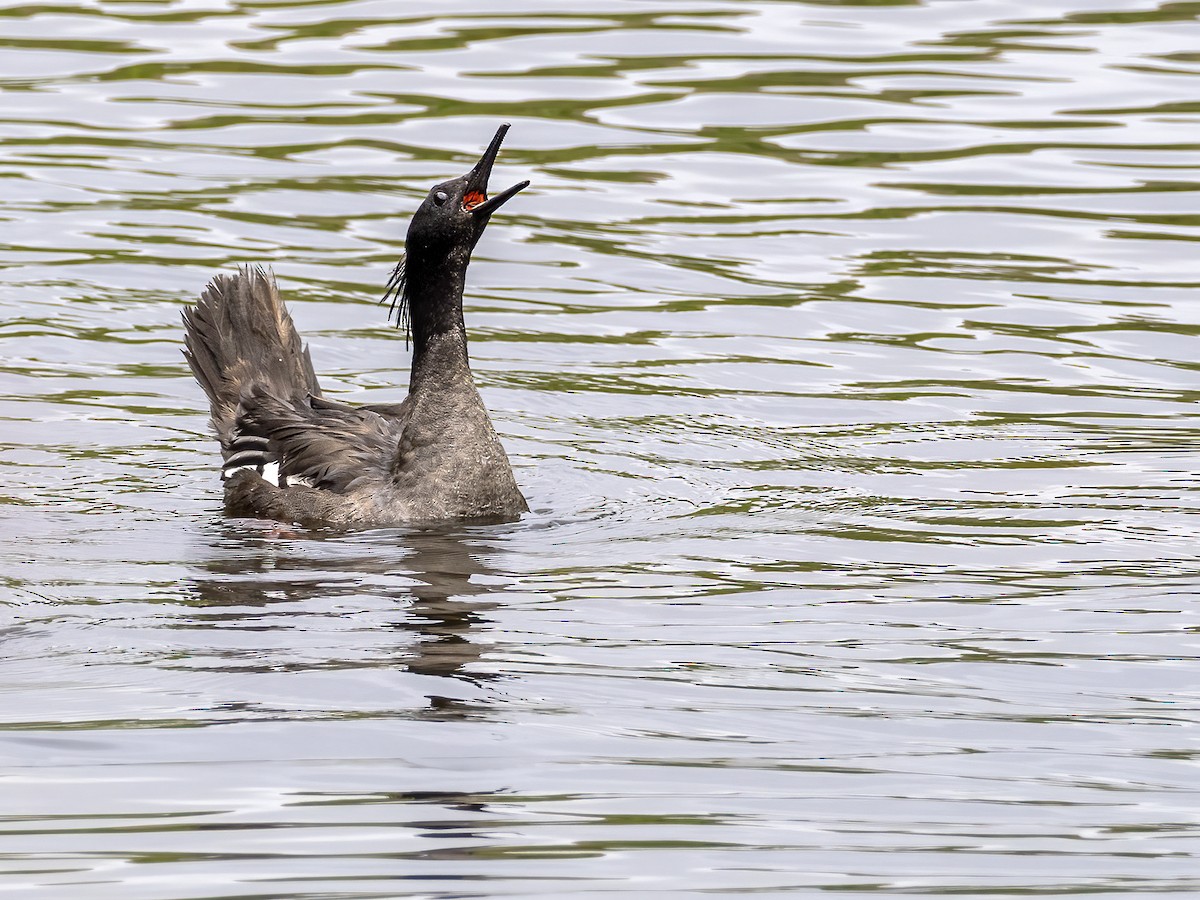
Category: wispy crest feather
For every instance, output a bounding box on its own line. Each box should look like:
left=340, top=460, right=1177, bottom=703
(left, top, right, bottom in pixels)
left=381, top=254, right=410, bottom=347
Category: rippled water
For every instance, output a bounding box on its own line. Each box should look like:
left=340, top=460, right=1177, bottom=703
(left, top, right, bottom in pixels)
left=2, top=0, right=1199, bottom=896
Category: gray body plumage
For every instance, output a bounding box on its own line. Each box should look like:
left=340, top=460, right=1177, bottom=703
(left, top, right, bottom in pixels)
left=182, top=266, right=528, bottom=527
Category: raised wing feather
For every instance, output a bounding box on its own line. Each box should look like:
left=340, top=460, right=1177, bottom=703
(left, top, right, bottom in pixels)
left=233, top=389, right=410, bottom=493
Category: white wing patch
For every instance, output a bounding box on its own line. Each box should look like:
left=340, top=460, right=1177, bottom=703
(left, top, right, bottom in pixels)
left=222, top=460, right=314, bottom=488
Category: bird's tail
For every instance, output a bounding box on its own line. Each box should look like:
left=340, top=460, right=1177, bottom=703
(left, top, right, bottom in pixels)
left=182, top=265, right=321, bottom=449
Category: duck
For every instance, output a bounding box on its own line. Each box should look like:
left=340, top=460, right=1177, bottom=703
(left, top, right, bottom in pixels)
left=182, top=124, right=530, bottom=527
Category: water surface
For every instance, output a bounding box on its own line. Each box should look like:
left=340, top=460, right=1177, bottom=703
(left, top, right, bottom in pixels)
left=1, top=0, right=1198, bottom=896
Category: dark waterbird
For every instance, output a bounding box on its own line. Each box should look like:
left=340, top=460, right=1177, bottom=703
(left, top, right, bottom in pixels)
left=182, top=124, right=530, bottom=527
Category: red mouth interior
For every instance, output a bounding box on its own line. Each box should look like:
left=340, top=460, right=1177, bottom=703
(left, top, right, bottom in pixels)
left=463, top=190, right=487, bottom=210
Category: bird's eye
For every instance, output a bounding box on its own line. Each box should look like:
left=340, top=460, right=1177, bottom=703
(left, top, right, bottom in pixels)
left=433, top=191, right=449, bottom=206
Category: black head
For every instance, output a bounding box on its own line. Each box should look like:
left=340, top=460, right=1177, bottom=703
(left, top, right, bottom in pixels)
left=408, top=124, right=528, bottom=255
left=384, top=124, right=529, bottom=339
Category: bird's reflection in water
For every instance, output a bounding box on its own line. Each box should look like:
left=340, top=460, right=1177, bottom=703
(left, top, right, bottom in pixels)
left=186, top=521, right=508, bottom=717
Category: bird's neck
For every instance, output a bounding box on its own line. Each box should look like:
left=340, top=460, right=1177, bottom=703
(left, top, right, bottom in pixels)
left=404, top=246, right=472, bottom=388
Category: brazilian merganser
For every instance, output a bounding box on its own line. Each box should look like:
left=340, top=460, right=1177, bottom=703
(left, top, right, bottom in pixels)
left=182, top=124, right=530, bottom=527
